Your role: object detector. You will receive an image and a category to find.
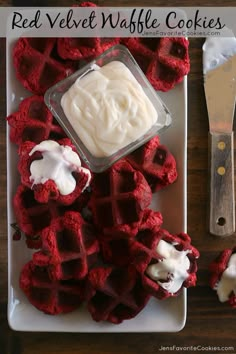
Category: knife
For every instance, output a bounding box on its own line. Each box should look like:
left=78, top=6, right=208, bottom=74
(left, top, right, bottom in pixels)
left=203, top=37, right=236, bottom=236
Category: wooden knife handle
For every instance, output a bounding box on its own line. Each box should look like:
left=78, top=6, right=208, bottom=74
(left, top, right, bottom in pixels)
left=209, top=132, right=235, bottom=236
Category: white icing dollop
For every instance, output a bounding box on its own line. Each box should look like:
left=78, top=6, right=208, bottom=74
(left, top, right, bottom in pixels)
left=146, top=239, right=191, bottom=294
left=61, top=61, right=158, bottom=158
left=29, top=140, right=91, bottom=195
left=216, top=253, right=236, bottom=302
left=203, top=37, right=236, bottom=74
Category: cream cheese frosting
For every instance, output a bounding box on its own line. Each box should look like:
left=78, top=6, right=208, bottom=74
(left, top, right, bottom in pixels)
left=216, top=253, right=236, bottom=302
left=29, top=140, right=91, bottom=195
left=146, top=239, right=191, bottom=294
left=61, top=61, right=158, bottom=158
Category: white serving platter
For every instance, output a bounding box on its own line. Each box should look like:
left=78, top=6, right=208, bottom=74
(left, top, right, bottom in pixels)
left=6, top=36, right=187, bottom=332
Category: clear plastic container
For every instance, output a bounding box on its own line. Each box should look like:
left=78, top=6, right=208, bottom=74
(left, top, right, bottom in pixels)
left=44, top=44, right=172, bottom=172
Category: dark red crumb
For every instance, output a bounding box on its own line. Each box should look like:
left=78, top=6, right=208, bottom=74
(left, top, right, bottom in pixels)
left=12, top=228, right=22, bottom=241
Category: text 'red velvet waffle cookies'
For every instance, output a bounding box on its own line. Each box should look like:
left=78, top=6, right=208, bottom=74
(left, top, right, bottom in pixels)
left=7, top=95, right=66, bottom=145
left=33, top=211, right=99, bottom=281
left=86, top=266, right=151, bottom=324
left=126, top=136, right=177, bottom=192
left=89, top=159, right=152, bottom=233
left=20, top=260, right=85, bottom=315
left=58, top=2, right=190, bottom=92
left=121, top=37, right=190, bottom=91
left=12, top=3, right=190, bottom=99
left=13, top=38, right=76, bottom=95
left=18, top=138, right=91, bottom=205
left=209, top=248, right=236, bottom=307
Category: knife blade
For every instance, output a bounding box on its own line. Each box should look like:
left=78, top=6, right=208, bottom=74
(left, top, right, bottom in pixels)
left=203, top=37, right=236, bottom=236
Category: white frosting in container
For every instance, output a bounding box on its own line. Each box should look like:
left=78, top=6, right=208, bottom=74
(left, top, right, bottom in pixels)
left=29, top=140, right=91, bottom=195
left=146, top=239, right=191, bottom=294
left=61, top=61, right=158, bottom=158
left=203, top=37, right=236, bottom=74
left=216, top=253, right=236, bottom=302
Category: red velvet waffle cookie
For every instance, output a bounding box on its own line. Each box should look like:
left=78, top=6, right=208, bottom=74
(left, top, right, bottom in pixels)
left=209, top=248, right=236, bottom=307
left=13, top=38, right=76, bottom=95
left=87, top=266, right=150, bottom=323
left=126, top=136, right=177, bottom=192
left=13, top=184, right=89, bottom=248
left=32, top=211, right=99, bottom=280
left=57, top=37, right=100, bottom=61
left=131, top=229, right=199, bottom=299
left=7, top=95, right=66, bottom=145
left=13, top=184, right=53, bottom=238
left=57, top=37, right=120, bottom=61
left=121, top=37, right=190, bottom=91
left=18, top=138, right=91, bottom=205
left=57, top=2, right=119, bottom=61
left=158, top=38, right=190, bottom=76
left=89, top=160, right=152, bottom=233
left=20, top=260, right=85, bottom=314
left=100, top=209, right=163, bottom=267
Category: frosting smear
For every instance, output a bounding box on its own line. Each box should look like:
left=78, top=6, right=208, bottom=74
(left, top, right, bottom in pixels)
left=61, top=61, right=158, bottom=158
left=29, top=140, right=91, bottom=195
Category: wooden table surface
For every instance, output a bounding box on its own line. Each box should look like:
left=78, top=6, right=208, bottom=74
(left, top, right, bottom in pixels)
left=1, top=1, right=236, bottom=353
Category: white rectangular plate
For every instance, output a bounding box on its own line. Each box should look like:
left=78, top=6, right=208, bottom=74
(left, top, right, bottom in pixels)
left=7, top=36, right=187, bottom=332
